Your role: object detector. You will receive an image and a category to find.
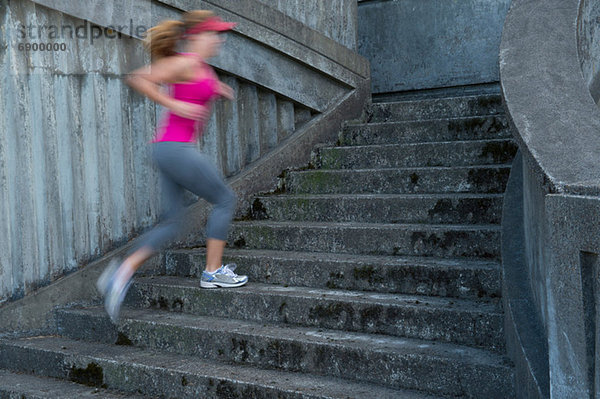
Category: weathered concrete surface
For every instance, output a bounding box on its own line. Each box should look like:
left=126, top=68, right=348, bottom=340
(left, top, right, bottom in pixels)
left=164, top=248, right=502, bottom=300
left=501, top=152, right=550, bottom=399
left=500, top=0, right=600, bottom=195
left=252, top=193, right=503, bottom=224
left=0, top=336, right=415, bottom=399
left=318, top=139, right=517, bottom=169
left=285, top=166, right=511, bottom=195
left=222, top=221, right=501, bottom=259
left=545, top=194, right=600, bottom=398
left=48, top=308, right=514, bottom=397
left=367, top=93, right=505, bottom=122
left=500, top=0, right=600, bottom=396
left=0, top=369, right=143, bottom=399
left=122, top=277, right=504, bottom=350
left=358, top=0, right=511, bottom=94
left=578, top=0, right=600, bottom=102
left=257, top=0, right=358, bottom=50
left=340, top=115, right=511, bottom=146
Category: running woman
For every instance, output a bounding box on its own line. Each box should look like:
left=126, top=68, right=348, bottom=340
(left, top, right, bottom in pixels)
left=97, top=10, right=247, bottom=323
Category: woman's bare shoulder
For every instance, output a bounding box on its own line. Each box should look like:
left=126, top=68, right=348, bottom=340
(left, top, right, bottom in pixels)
left=148, top=54, right=196, bottom=83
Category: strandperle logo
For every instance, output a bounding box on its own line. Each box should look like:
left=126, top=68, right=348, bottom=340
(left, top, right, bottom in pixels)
left=16, top=19, right=149, bottom=44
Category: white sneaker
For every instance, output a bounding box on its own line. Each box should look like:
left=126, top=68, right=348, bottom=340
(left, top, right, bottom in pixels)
left=96, top=259, right=120, bottom=296
left=104, top=276, right=133, bottom=324
left=200, top=264, right=248, bottom=288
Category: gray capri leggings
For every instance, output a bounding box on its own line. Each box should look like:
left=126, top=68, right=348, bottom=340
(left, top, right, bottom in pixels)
left=136, top=141, right=236, bottom=253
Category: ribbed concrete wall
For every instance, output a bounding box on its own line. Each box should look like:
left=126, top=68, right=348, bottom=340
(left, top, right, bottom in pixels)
left=258, top=0, right=357, bottom=49
left=0, top=0, right=359, bottom=304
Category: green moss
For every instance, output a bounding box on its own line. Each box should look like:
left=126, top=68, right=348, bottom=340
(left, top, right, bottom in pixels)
left=353, top=265, right=383, bottom=284
left=480, top=141, right=518, bottom=163
left=428, top=199, right=454, bottom=221
left=476, top=96, right=500, bottom=108
left=233, top=236, right=246, bottom=249
left=410, top=173, right=419, bottom=185
left=251, top=198, right=269, bottom=220
left=70, top=362, right=106, bottom=388
left=115, top=332, right=133, bottom=346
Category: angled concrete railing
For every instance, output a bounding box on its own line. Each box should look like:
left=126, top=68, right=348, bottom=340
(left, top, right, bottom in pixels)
left=0, top=0, right=369, bottom=333
left=500, top=0, right=600, bottom=397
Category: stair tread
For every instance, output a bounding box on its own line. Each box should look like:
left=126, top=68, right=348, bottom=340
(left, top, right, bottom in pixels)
left=133, top=277, right=502, bottom=314
left=323, top=137, right=514, bottom=150
left=347, top=114, right=507, bottom=127
left=291, top=164, right=512, bottom=173
left=231, top=219, right=502, bottom=230
left=370, top=92, right=500, bottom=105
left=0, top=336, right=434, bottom=399
left=172, top=247, right=501, bottom=271
left=57, top=307, right=511, bottom=368
left=256, top=193, right=505, bottom=200
left=0, top=369, right=142, bottom=398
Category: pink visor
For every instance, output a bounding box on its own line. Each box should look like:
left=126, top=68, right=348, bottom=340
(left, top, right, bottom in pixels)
left=185, top=16, right=237, bottom=35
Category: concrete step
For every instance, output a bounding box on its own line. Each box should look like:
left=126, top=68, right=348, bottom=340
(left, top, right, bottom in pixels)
left=367, top=93, right=504, bottom=122
left=318, top=139, right=518, bottom=169
left=284, top=165, right=511, bottom=195
left=222, top=221, right=500, bottom=258
left=250, top=193, right=503, bottom=224
left=0, top=369, right=142, bottom=398
left=163, top=248, right=502, bottom=300
left=0, top=336, right=427, bottom=399
left=50, top=308, right=514, bottom=397
left=124, top=277, right=504, bottom=350
left=340, top=115, right=511, bottom=146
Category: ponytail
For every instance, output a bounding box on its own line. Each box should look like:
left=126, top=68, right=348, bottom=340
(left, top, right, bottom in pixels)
left=143, top=20, right=184, bottom=61
left=142, top=10, right=215, bottom=61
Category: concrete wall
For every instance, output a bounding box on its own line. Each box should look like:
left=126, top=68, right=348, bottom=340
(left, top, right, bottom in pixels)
left=258, top=0, right=357, bottom=50
left=358, top=0, right=511, bottom=94
left=0, top=0, right=367, bottom=306
left=500, top=0, right=600, bottom=396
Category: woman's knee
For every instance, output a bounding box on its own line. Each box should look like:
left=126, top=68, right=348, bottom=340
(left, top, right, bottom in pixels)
left=221, top=188, right=236, bottom=211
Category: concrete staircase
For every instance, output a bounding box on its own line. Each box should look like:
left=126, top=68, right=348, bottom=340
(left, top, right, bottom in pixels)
left=0, top=91, right=517, bottom=398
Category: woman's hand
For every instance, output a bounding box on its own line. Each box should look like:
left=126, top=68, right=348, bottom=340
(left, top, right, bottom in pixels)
left=169, top=100, right=210, bottom=120
left=217, top=81, right=235, bottom=100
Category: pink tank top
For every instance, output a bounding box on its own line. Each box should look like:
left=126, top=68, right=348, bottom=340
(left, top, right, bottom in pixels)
left=152, top=53, right=220, bottom=143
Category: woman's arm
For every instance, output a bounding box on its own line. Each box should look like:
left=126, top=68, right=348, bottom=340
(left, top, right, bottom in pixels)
left=125, top=56, right=208, bottom=120
left=216, top=81, right=235, bottom=100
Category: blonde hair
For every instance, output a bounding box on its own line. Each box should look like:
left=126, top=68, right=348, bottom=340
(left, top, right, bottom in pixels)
left=142, top=10, right=215, bottom=60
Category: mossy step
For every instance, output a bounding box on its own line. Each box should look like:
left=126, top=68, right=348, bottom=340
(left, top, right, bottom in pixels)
left=319, top=139, right=518, bottom=169
left=221, top=221, right=501, bottom=258
left=0, top=369, right=143, bottom=399
left=124, top=277, right=504, bottom=351
left=162, top=248, right=502, bottom=300
left=250, top=193, right=504, bottom=224
left=368, top=93, right=504, bottom=122
left=0, top=336, right=424, bottom=399
left=340, top=115, right=511, bottom=146
left=51, top=308, right=514, bottom=397
left=284, top=165, right=511, bottom=195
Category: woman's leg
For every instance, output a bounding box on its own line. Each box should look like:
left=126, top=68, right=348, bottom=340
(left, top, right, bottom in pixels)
left=206, top=238, right=227, bottom=272
left=157, top=145, right=245, bottom=288
left=98, top=142, right=188, bottom=321
left=158, top=144, right=236, bottom=271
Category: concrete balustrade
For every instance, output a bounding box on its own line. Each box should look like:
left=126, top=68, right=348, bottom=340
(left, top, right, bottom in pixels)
left=500, top=0, right=600, bottom=397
